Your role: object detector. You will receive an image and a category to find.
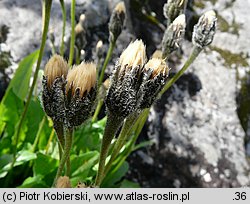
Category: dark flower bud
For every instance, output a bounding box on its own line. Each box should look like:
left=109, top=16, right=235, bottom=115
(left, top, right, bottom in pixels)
left=42, top=55, right=68, bottom=124
left=192, top=10, right=217, bottom=48
left=163, top=0, right=185, bottom=24
left=162, top=14, right=186, bottom=59
left=139, top=58, right=169, bottom=109
left=109, top=1, right=126, bottom=43
left=65, top=62, right=97, bottom=127
left=106, top=40, right=146, bottom=118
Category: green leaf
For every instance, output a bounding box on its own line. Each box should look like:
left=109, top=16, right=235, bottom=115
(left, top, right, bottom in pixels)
left=0, top=150, right=37, bottom=178
left=33, top=152, right=58, bottom=177
left=74, top=118, right=106, bottom=152
left=25, top=99, right=45, bottom=143
left=5, top=50, right=39, bottom=100
left=101, top=161, right=129, bottom=187
left=70, top=151, right=99, bottom=186
left=18, top=175, right=48, bottom=188
left=133, top=140, right=154, bottom=151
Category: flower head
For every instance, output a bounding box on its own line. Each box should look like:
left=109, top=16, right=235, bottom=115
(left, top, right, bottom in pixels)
left=162, top=14, right=186, bottom=58
left=109, top=1, right=126, bottom=42
left=106, top=40, right=146, bottom=118
left=119, top=39, right=147, bottom=71
left=66, top=62, right=96, bottom=98
left=65, top=62, right=97, bottom=127
left=163, top=0, right=185, bottom=23
left=106, top=40, right=169, bottom=118
left=192, top=10, right=217, bottom=48
left=44, top=54, right=68, bottom=88
left=139, top=58, right=169, bottom=109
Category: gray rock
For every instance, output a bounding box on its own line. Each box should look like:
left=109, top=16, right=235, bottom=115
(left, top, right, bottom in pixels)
left=127, top=0, right=250, bottom=187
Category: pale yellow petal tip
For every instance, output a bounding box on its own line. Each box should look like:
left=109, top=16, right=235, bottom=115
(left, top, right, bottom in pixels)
left=96, top=40, right=103, bottom=49
left=119, top=39, right=146, bottom=69
left=115, top=1, right=126, bottom=14
left=152, top=50, right=163, bottom=59
left=66, top=62, right=97, bottom=97
left=44, top=54, right=68, bottom=88
left=173, top=14, right=186, bottom=26
left=80, top=14, right=86, bottom=23
left=145, top=58, right=168, bottom=77
left=56, top=176, right=71, bottom=188
left=203, top=10, right=217, bottom=25
left=204, top=10, right=216, bottom=18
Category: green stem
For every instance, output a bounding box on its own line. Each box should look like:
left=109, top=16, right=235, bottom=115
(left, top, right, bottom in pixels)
left=75, top=45, right=80, bottom=64
left=92, top=100, right=104, bottom=122
left=45, top=128, right=55, bottom=154
left=59, top=0, right=66, bottom=56
left=104, top=112, right=138, bottom=175
left=107, top=109, right=149, bottom=176
left=95, top=113, right=123, bottom=187
left=32, top=116, right=46, bottom=153
left=66, top=158, right=71, bottom=177
left=11, top=0, right=52, bottom=169
left=68, top=0, right=76, bottom=66
left=160, top=46, right=202, bottom=95
left=51, top=40, right=56, bottom=55
left=53, top=128, right=73, bottom=187
left=54, top=122, right=64, bottom=160
left=98, top=40, right=116, bottom=87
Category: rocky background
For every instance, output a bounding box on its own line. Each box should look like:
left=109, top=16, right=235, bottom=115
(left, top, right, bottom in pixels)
left=0, top=0, right=249, bottom=187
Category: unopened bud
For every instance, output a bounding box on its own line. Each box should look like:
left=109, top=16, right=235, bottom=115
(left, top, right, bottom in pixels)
left=109, top=1, right=126, bottom=43
left=106, top=40, right=146, bottom=118
left=56, top=176, right=71, bottom=188
left=79, top=14, right=86, bottom=26
left=65, top=62, right=97, bottom=127
left=75, top=14, right=87, bottom=50
left=192, top=10, right=217, bottom=48
left=162, top=14, right=186, bottom=58
left=163, top=0, right=185, bottom=24
left=42, top=55, right=68, bottom=125
left=139, top=58, right=169, bottom=109
left=119, top=39, right=147, bottom=72
left=96, top=40, right=103, bottom=59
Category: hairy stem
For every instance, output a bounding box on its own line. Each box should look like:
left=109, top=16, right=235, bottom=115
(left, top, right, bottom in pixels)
left=104, top=112, right=138, bottom=175
left=11, top=0, right=52, bottom=169
left=92, top=100, right=104, bottom=122
left=54, top=122, right=64, bottom=160
left=53, top=128, right=73, bottom=187
left=98, top=40, right=115, bottom=87
left=68, top=0, right=76, bottom=66
left=32, top=116, right=46, bottom=153
left=59, top=0, right=66, bottom=56
left=160, top=46, right=202, bottom=95
left=45, top=128, right=55, bottom=154
left=95, top=113, right=123, bottom=187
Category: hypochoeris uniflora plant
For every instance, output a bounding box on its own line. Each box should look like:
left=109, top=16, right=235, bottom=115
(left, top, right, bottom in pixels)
left=95, top=40, right=169, bottom=186
left=42, top=54, right=97, bottom=187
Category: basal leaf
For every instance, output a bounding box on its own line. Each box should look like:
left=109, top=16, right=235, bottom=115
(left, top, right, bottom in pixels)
left=4, top=50, right=39, bottom=100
